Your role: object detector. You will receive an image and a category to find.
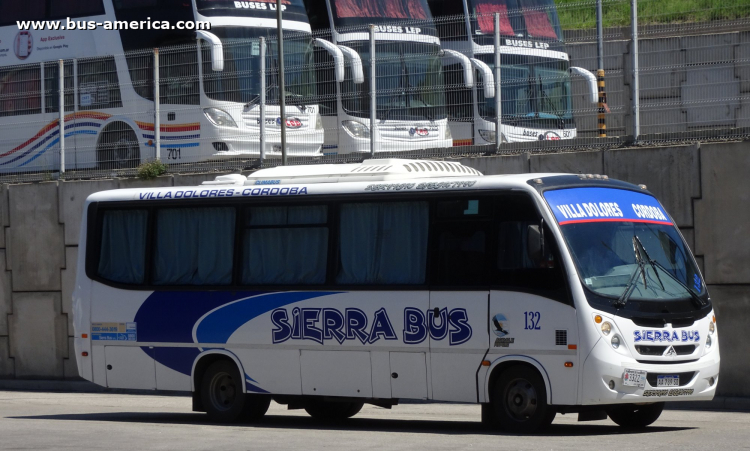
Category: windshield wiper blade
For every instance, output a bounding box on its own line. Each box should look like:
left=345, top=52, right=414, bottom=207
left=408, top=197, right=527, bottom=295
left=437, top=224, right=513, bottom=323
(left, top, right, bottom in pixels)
left=647, top=258, right=707, bottom=308
left=633, top=235, right=665, bottom=291
left=614, top=236, right=647, bottom=308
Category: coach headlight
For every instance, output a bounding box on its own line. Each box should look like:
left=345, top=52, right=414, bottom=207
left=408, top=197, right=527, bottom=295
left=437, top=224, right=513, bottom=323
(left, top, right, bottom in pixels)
left=611, top=334, right=621, bottom=349
left=204, top=108, right=238, bottom=128
left=342, top=120, right=370, bottom=139
left=705, top=334, right=712, bottom=350
left=708, top=321, right=715, bottom=335
left=601, top=321, right=612, bottom=336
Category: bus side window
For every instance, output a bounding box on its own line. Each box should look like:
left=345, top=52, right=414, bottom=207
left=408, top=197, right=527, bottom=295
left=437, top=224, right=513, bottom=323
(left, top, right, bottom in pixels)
left=432, top=198, right=492, bottom=287
left=0, top=66, right=42, bottom=117
left=98, top=209, right=149, bottom=285
left=242, top=205, right=329, bottom=285
left=493, top=194, right=567, bottom=298
left=78, top=57, right=123, bottom=110
left=337, top=201, right=428, bottom=285
left=162, top=43, right=200, bottom=105
left=152, top=207, right=236, bottom=285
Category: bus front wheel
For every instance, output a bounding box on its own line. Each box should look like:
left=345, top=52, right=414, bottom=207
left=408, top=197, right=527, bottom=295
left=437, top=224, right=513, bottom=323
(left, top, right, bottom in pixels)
left=607, top=402, right=664, bottom=428
left=304, top=400, right=364, bottom=420
left=201, top=360, right=270, bottom=423
left=491, top=365, right=555, bottom=433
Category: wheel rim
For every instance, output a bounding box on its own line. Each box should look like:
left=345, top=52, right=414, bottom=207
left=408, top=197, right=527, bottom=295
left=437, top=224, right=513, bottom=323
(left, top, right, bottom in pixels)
left=113, top=137, right=138, bottom=163
left=208, top=371, right=237, bottom=412
left=504, top=377, right=538, bottom=421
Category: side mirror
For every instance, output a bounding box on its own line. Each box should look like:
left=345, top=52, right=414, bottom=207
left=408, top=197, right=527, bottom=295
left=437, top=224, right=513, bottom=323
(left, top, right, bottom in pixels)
left=313, top=38, right=345, bottom=82
left=470, top=58, right=495, bottom=99
left=569, top=66, right=598, bottom=104
left=337, top=45, right=364, bottom=84
left=196, top=30, right=224, bottom=72
left=527, top=224, right=543, bottom=265
left=440, top=49, right=474, bottom=88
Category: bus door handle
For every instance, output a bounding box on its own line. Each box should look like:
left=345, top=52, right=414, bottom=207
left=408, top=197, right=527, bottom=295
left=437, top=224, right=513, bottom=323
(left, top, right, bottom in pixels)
left=433, top=307, right=440, bottom=318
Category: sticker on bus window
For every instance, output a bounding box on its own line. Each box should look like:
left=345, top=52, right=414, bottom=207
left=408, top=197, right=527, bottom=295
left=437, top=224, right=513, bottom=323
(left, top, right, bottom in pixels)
left=91, top=322, right=137, bottom=342
left=543, top=187, right=673, bottom=226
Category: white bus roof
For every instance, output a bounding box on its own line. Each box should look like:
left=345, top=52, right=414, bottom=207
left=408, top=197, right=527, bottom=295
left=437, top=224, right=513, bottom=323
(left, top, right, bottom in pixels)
left=201, top=159, right=483, bottom=186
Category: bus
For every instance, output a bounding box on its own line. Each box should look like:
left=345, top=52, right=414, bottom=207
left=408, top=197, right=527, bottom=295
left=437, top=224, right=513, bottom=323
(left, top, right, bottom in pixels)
left=74, top=158, right=718, bottom=432
left=0, top=0, right=324, bottom=173
left=303, top=0, right=463, bottom=154
left=427, top=0, right=598, bottom=145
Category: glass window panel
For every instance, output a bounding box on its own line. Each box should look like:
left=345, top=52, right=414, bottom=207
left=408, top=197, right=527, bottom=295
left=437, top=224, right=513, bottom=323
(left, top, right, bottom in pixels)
left=242, top=228, right=328, bottom=284
left=247, top=205, right=327, bottom=226
left=98, top=210, right=148, bottom=284
left=153, top=207, right=235, bottom=285
left=337, top=202, right=428, bottom=284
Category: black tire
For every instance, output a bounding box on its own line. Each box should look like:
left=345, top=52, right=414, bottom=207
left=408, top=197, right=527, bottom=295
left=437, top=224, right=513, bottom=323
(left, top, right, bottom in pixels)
left=607, top=402, right=664, bottom=428
left=200, top=360, right=270, bottom=423
left=491, top=366, right=555, bottom=434
left=304, top=400, right=364, bottom=420
left=97, top=125, right=140, bottom=170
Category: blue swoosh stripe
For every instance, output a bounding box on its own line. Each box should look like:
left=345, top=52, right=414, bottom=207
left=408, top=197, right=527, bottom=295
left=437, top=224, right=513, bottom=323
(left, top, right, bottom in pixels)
left=195, top=291, right=340, bottom=344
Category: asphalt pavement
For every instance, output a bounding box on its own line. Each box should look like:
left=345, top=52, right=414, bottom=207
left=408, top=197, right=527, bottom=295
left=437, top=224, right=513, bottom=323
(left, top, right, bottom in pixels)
left=0, top=390, right=747, bottom=450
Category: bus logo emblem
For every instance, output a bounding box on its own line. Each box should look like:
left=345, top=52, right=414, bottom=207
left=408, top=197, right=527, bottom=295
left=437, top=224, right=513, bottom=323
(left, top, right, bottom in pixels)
left=409, top=127, right=429, bottom=137
left=664, top=346, right=676, bottom=357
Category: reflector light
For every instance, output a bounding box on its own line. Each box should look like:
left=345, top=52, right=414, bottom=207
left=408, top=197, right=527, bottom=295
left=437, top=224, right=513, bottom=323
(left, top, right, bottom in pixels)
left=564, top=362, right=573, bottom=367
left=81, top=352, right=88, bottom=357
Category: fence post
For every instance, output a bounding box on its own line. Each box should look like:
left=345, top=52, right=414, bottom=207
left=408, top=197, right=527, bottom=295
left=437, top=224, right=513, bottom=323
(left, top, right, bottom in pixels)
left=260, top=36, right=266, bottom=164
left=631, top=0, right=640, bottom=140
left=596, top=0, right=607, bottom=137
left=154, top=48, right=161, bottom=161
left=494, top=13, right=502, bottom=152
left=369, top=24, right=376, bottom=158
left=277, top=0, right=287, bottom=166
left=59, top=59, right=65, bottom=174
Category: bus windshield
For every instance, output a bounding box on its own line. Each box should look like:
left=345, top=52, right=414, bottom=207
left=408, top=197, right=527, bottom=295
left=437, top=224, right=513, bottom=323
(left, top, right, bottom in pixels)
left=477, top=54, right=573, bottom=129
left=469, top=0, right=562, bottom=41
left=202, top=27, right=316, bottom=105
left=331, top=0, right=432, bottom=28
left=544, top=187, right=707, bottom=306
left=340, top=41, right=447, bottom=121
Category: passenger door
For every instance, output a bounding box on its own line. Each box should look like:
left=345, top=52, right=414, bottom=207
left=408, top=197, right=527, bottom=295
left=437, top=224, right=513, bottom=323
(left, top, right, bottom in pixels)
left=428, top=197, right=492, bottom=402
left=487, top=193, right=579, bottom=405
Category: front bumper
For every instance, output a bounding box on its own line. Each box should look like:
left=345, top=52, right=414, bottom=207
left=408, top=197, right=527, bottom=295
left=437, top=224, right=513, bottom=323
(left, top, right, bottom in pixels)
left=581, top=337, right=720, bottom=405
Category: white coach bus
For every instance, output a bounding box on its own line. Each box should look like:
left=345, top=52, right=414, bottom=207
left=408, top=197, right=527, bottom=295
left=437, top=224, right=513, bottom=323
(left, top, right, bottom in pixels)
left=427, top=0, right=598, bottom=145
left=0, top=0, right=323, bottom=172
left=74, top=159, right=719, bottom=432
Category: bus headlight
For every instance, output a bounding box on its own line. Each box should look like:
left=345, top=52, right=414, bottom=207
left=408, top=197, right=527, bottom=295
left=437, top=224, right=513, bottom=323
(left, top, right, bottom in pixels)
left=444, top=125, right=452, bottom=140
left=709, top=321, right=715, bottom=335
left=342, top=120, right=370, bottom=139
left=203, top=108, right=238, bottom=128
left=706, top=335, right=712, bottom=350
left=611, top=335, right=621, bottom=349
left=478, top=129, right=495, bottom=143
left=601, top=321, right=612, bottom=336
left=315, top=114, right=323, bottom=130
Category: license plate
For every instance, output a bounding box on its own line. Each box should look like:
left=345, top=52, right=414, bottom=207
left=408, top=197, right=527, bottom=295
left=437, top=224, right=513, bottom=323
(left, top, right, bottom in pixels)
left=657, top=375, right=680, bottom=387
left=623, top=369, right=647, bottom=387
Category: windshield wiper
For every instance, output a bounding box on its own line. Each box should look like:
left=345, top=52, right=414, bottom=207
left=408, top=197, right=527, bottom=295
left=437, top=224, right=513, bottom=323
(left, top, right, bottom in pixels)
left=642, top=255, right=706, bottom=308
left=633, top=236, right=665, bottom=291
left=614, top=236, right=648, bottom=308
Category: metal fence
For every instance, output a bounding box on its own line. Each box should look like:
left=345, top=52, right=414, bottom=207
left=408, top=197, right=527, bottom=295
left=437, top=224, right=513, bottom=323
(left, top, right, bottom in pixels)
left=1, top=0, right=750, bottom=181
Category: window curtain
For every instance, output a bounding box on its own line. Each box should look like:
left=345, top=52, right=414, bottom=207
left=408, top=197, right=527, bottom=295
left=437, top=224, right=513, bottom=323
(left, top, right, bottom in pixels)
left=242, top=205, right=328, bottom=284
left=153, top=207, right=235, bottom=285
left=338, top=201, right=428, bottom=284
left=98, top=210, right=148, bottom=284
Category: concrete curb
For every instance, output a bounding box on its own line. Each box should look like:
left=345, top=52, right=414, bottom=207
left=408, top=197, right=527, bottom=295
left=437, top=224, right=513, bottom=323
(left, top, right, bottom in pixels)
left=0, top=380, right=748, bottom=411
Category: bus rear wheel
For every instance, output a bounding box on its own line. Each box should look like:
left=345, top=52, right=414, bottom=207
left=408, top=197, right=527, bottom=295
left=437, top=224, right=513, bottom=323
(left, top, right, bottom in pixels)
left=304, top=400, right=364, bottom=420
left=607, top=402, right=664, bottom=428
left=97, top=125, right=140, bottom=170
left=491, top=365, right=555, bottom=433
left=201, top=360, right=270, bottom=423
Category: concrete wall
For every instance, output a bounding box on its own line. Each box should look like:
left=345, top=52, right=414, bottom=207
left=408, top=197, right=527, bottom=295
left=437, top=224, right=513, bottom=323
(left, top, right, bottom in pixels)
left=567, top=31, right=750, bottom=139
left=0, top=144, right=749, bottom=400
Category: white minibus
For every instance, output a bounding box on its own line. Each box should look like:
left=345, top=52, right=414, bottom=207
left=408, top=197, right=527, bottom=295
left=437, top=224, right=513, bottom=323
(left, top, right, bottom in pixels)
left=74, top=159, right=718, bottom=432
